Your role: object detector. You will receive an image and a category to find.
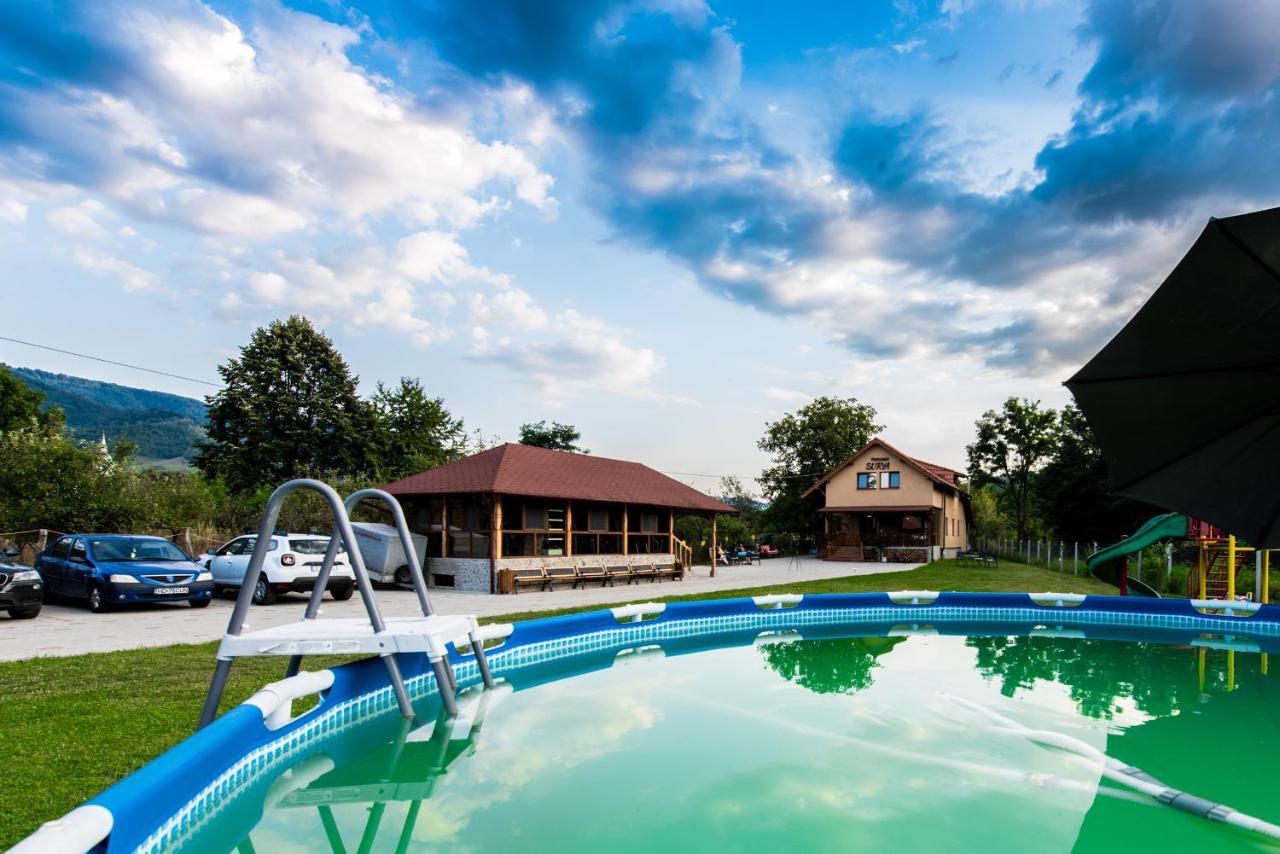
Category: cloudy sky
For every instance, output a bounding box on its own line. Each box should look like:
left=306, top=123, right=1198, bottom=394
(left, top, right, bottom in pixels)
left=2, top=0, right=1277, bottom=493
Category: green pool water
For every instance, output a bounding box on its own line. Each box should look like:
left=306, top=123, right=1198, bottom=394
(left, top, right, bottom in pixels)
left=203, top=632, right=1280, bottom=853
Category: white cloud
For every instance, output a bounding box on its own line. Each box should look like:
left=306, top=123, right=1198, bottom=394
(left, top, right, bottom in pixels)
left=72, top=247, right=159, bottom=293
left=470, top=309, right=692, bottom=404
left=48, top=199, right=111, bottom=239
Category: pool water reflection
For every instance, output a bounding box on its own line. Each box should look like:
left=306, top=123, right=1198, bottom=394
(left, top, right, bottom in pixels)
left=197, top=632, right=1280, bottom=853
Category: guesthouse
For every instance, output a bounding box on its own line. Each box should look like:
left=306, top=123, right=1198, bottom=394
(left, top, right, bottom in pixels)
left=802, top=437, right=971, bottom=562
left=382, top=443, right=735, bottom=592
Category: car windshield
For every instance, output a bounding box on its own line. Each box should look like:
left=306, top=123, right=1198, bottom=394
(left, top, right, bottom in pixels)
left=289, top=539, right=338, bottom=555
left=90, top=538, right=190, bottom=562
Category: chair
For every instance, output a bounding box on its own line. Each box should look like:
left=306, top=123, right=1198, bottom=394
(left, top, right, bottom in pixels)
left=544, top=566, right=578, bottom=589
left=631, top=563, right=658, bottom=583
left=575, top=564, right=608, bottom=587
left=605, top=564, right=634, bottom=586
left=512, top=567, right=548, bottom=592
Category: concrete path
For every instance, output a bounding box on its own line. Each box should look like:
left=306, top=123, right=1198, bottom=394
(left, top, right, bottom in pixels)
left=0, top=558, right=916, bottom=661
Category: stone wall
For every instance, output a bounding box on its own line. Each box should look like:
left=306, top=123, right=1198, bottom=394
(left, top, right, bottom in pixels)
left=423, top=557, right=491, bottom=593
left=422, top=553, right=677, bottom=594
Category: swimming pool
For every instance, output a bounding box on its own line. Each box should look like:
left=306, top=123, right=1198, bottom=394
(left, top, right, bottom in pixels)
left=23, top=592, right=1280, bottom=852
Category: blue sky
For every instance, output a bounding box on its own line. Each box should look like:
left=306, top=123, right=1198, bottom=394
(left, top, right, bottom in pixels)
left=2, top=0, right=1278, bottom=494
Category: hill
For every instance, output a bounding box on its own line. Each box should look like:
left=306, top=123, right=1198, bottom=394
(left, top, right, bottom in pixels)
left=8, top=366, right=208, bottom=463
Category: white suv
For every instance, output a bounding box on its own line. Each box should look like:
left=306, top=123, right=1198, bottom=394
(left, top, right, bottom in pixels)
left=205, top=533, right=356, bottom=605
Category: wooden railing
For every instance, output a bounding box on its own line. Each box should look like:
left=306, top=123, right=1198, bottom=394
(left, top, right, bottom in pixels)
left=673, top=536, right=694, bottom=569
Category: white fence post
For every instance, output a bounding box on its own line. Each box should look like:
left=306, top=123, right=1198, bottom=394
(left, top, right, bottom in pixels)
left=1073, top=541, right=1079, bottom=575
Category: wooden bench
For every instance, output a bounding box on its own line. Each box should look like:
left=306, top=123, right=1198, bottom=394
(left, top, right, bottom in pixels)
left=631, top=563, right=658, bottom=583
left=605, top=564, right=634, bottom=586
left=544, top=565, right=579, bottom=589
left=655, top=562, right=682, bottom=581
left=575, top=564, right=608, bottom=587
left=511, top=567, right=548, bottom=592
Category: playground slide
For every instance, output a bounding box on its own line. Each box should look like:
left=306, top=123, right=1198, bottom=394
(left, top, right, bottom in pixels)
left=1087, top=513, right=1188, bottom=598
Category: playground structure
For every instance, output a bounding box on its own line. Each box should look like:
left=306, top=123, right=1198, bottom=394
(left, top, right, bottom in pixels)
left=1088, top=513, right=1276, bottom=603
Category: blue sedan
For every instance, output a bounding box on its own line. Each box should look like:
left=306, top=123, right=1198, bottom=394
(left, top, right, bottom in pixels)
left=36, top=534, right=214, bottom=613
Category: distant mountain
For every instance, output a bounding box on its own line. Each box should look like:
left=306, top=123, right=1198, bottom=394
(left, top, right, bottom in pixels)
left=8, top=366, right=208, bottom=463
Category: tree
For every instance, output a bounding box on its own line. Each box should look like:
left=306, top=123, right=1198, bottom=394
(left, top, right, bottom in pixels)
left=195, top=316, right=375, bottom=492
left=757, top=396, right=883, bottom=536
left=1035, top=404, right=1153, bottom=543
left=0, top=365, right=62, bottom=434
left=966, top=398, right=1058, bottom=540
left=518, top=420, right=587, bottom=453
left=369, top=378, right=467, bottom=480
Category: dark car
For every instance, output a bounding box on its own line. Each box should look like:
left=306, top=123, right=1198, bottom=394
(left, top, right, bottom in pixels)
left=36, top=534, right=214, bottom=613
left=0, top=545, right=43, bottom=619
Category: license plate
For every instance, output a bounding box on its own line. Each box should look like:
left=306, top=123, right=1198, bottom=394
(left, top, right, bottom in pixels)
left=155, top=586, right=189, bottom=595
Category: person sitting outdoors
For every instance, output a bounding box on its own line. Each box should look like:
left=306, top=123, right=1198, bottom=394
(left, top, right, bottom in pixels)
left=716, top=545, right=729, bottom=566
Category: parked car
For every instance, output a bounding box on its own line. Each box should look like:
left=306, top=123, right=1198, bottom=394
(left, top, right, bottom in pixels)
left=36, top=535, right=213, bottom=613
left=1, top=545, right=43, bottom=619
left=204, top=533, right=356, bottom=605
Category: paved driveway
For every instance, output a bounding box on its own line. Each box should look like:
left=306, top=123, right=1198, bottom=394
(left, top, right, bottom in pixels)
left=0, top=558, right=916, bottom=661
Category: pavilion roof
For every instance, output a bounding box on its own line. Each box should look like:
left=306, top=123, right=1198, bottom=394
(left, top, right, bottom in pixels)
left=382, top=443, right=736, bottom=514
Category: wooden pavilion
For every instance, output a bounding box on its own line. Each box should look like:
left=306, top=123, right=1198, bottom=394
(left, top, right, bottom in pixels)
left=382, top=443, right=735, bottom=592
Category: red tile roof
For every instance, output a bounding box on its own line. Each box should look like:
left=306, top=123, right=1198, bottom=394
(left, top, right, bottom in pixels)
left=908, top=457, right=965, bottom=486
left=382, top=443, right=736, bottom=514
left=801, top=437, right=968, bottom=498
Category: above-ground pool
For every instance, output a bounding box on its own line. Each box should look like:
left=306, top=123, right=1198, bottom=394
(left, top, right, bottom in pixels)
left=29, top=593, right=1280, bottom=853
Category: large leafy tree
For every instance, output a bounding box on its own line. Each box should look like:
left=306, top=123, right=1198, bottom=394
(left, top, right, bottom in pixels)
left=369, top=377, right=467, bottom=480
left=966, top=397, right=1058, bottom=540
left=1035, top=404, right=1153, bottom=543
left=758, top=396, right=883, bottom=536
left=518, top=420, right=587, bottom=453
left=196, top=316, right=375, bottom=492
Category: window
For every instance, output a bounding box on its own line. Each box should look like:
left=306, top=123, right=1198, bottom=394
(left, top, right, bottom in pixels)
left=859, top=472, right=900, bottom=489
left=70, top=538, right=87, bottom=562
left=52, top=537, right=72, bottom=559
left=588, top=508, right=610, bottom=531
left=573, top=533, right=623, bottom=555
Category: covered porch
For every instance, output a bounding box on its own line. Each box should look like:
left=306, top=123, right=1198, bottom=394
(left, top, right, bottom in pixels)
left=820, top=506, right=939, bottom=563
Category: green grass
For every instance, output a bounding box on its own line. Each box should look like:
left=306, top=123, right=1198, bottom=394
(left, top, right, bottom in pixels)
left=0, top=559, right=1113, bottom=846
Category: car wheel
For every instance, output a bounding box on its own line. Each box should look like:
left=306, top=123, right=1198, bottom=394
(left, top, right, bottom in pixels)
left=10, top=605, right=41, bottom=619
left=189, top=598, right=211, bottom=609
left=330, top=583, right=355, bottom=601
left=252, top=577, right=277, bottom=605
left=88, top=585, right=110, bottom=614
left=394, top=565, right=412, bottom=587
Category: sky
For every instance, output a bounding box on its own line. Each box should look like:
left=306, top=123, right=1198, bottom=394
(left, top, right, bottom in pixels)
left=2, top=0, right=1278, bottom=496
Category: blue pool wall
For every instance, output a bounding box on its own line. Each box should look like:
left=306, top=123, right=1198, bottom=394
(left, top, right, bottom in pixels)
left=84, top=592, right=1280, bottom=852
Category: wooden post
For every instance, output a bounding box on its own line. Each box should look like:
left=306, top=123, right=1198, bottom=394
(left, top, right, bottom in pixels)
left=493, top=496, right=503, bottom=560
left=622, top=503, right=629, bottom=557
left=710, top=513, right=717, bottom=578
left=490, top=495, right=502, bottom=594
left=565, top=501, right=573, bottom=557
left=668, top=509, right=675, bottom=558
left=441, top=496, right=448, bottom=558
left=181, top=526, right=193, bottom=557
left=36, top=529, right=47, bottom=553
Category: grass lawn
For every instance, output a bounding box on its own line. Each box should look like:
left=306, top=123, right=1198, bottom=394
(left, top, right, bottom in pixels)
left=0, top=558, right=1113, bottom=846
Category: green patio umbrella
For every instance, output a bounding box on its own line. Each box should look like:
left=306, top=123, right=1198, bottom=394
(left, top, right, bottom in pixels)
left=1065, top=206, right=1280, bottom=546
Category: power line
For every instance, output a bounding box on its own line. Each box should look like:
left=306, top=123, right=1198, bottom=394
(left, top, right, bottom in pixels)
left=0, top=335, right=220, bottom=388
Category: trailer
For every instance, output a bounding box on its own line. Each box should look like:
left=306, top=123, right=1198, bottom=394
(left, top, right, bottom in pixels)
left=350, top=522, right=428, bottom=586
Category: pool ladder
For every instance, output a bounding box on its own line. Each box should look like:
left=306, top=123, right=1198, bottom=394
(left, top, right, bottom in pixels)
left=197, top=479, right=498, bottom=730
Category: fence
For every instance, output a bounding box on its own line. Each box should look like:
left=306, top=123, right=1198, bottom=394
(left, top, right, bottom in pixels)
left=976, top=537, right=1188, bottom=592
left=0, top=526, right=234, bottom=565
